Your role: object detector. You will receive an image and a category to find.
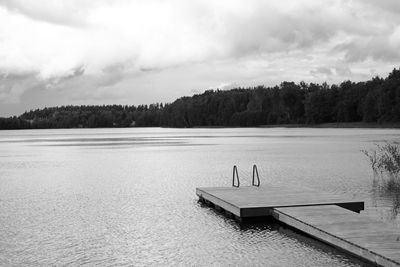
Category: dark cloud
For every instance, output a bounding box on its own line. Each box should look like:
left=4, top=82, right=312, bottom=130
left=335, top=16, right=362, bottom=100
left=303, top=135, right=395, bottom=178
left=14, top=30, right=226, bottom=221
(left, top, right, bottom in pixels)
left=362, top=0, right=400, bottom=14
left=311, top=67, right=332, bottom=76
left=0, top=0, right=94, bottom=26
left=0, top=72, right=42, bottom=103
left=335, top=66, right=352, bottom=76
left=335, top=37, right=400, bottom=63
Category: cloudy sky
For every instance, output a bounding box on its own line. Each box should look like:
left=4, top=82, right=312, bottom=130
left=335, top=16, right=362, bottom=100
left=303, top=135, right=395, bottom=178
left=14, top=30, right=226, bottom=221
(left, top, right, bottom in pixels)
left=0, top=0, right=400, bottom=116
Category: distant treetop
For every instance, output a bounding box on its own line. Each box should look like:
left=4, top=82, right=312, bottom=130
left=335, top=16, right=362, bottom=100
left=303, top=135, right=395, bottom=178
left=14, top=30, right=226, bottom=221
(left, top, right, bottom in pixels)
left=1, top=68, right=400, bottom=129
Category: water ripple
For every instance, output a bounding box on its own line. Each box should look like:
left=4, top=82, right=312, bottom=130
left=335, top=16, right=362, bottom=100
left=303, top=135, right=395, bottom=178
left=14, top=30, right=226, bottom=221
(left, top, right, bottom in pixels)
left=1, top=128, right=396, bottom=266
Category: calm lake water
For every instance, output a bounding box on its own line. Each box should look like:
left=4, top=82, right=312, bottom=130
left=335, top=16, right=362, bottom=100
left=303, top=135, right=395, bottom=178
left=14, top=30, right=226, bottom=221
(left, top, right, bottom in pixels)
left=1, top=128, right=399, bottom=266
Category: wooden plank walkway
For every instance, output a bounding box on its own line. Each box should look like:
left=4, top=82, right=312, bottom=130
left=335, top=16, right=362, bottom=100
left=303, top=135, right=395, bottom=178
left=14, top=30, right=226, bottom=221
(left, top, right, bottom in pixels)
left=196, top=185, right=400, bottom=266
left=196, top=185, right=364, bottom=217
left=274, top=205, right=400, bottom=267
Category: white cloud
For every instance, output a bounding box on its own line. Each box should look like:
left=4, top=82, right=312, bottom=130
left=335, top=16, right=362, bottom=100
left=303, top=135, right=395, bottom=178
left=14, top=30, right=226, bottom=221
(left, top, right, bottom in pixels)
left=209, top=82, right=239, bottom=91
left=0, top=0, right=400, bottom=115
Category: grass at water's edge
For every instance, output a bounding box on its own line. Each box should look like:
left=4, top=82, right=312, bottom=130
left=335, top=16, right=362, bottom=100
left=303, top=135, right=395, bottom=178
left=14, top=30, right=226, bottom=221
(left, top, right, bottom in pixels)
left=363, top=142, right=400, bottom=194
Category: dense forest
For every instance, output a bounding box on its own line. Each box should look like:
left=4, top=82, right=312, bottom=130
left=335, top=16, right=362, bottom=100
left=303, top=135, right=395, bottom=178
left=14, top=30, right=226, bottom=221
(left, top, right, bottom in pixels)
left=1, top=68, right=400, bottom=129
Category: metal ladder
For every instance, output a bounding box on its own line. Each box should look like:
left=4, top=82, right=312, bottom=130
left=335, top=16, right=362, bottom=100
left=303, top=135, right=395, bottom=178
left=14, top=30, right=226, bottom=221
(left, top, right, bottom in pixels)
left=232, top=164, right=260, bottom=187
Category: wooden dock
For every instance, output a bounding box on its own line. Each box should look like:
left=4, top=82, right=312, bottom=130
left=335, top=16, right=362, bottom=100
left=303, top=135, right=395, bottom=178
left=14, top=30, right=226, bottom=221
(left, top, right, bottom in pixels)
left=196, top=185, right=400, bottom=267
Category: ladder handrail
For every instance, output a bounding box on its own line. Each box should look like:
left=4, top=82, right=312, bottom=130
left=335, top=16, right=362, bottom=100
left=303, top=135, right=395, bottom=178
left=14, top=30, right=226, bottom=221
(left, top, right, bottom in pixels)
left=252, top=164, right=260, bottom=187
left=232, top=165, right=240, bottom=187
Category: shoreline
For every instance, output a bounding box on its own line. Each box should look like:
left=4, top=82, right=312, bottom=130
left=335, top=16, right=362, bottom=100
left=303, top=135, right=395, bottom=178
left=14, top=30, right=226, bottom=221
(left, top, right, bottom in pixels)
left=259, top=122, right=400, bottom=129
left=1, top=122, right=400, bottom=131
left=194, top=122, right=400, bottom=129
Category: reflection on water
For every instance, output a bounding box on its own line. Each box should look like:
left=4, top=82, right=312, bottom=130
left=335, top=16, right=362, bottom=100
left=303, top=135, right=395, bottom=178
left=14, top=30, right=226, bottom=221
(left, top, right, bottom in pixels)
left=0, top=127, right=399, bottom=266
left=371, top=174, right=400, bottom=220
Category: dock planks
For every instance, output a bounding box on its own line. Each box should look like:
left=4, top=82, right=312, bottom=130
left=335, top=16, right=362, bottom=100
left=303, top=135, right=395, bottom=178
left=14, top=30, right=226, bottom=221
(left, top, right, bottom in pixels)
left=196, top=185, right=364, bottom=217
left=197, top=185, right=400, bottom=266
left=274, top=205, right=400, bottom=267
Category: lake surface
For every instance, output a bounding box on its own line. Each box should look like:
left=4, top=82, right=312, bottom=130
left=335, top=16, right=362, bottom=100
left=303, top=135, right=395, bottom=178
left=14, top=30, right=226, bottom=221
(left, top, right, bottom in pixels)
left=0, top=127, right=399, bottom=266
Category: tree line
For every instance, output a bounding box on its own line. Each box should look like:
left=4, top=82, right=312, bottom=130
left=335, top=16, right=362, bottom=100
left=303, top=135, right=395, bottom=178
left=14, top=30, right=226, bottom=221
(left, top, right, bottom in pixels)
left=1, top=68, right=400, bottom=129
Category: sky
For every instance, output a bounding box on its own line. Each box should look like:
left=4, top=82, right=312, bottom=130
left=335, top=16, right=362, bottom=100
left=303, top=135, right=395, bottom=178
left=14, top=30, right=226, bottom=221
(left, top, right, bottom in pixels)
left=0, top=0, right=400, bottom=116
